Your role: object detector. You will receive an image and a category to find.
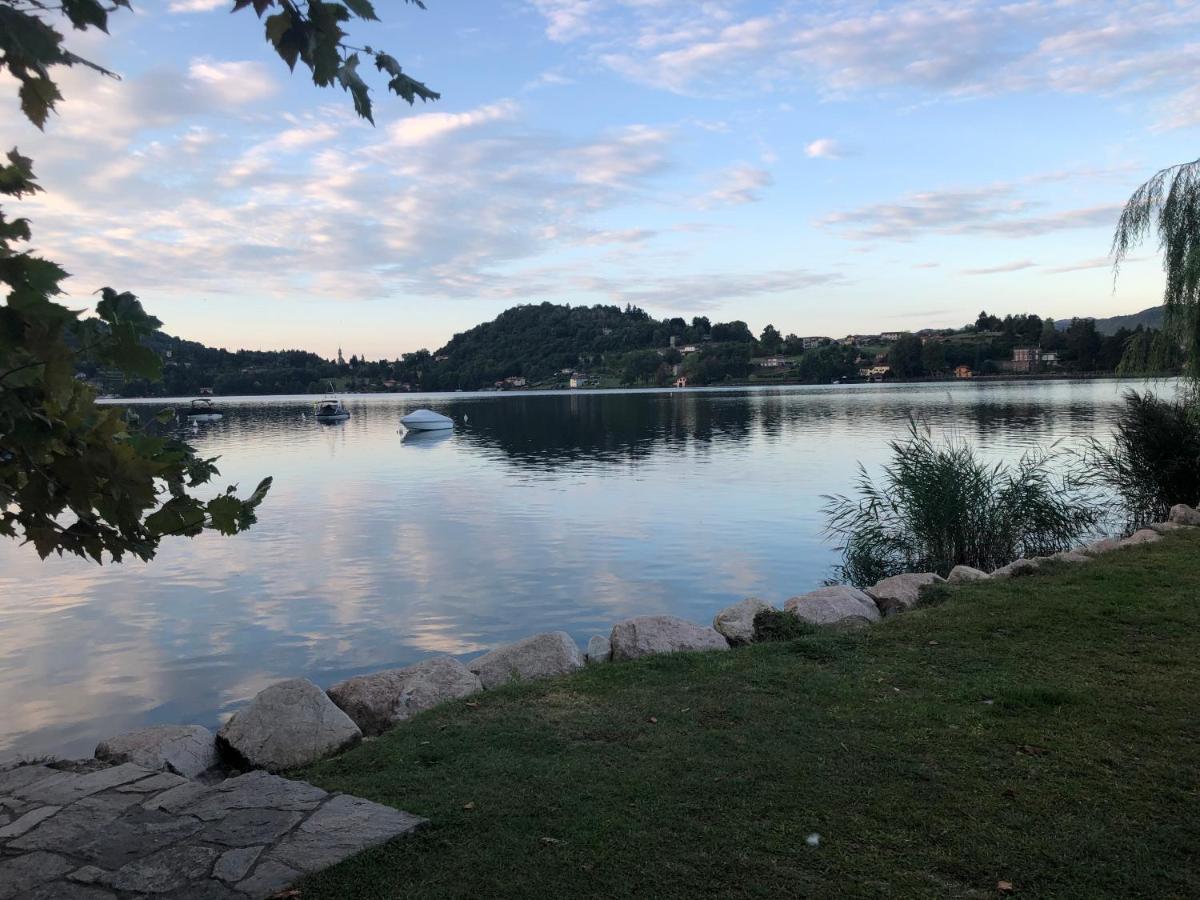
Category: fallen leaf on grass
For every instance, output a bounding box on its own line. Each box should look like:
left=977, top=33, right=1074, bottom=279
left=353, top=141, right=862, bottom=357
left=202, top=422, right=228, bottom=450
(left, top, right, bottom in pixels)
left=462, top=801, right=475, bottom=810
left=465, top=701, right=479, bottom=708
left=648, top=716, right=658, bottom=724
left=997, top=880, right=1014, bottom=892
left=540, top=837, right=562, bottom=845
left=1018, top=744, right=1049, bottom=757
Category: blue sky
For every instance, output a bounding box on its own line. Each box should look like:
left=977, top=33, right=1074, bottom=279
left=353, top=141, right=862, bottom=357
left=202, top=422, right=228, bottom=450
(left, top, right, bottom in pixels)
left=5, top=0, right=1198, bottom=358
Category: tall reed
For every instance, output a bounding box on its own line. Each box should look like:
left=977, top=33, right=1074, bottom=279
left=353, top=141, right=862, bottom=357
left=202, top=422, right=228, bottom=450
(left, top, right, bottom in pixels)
left=1089, top=390, right=1200, bottom=529
left=824, top=422, right=1100, bottom=586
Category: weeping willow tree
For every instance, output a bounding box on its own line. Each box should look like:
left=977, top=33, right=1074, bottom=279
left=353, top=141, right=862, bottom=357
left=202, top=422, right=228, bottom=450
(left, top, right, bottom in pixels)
left=1112, top=159, right=1200, bottom=384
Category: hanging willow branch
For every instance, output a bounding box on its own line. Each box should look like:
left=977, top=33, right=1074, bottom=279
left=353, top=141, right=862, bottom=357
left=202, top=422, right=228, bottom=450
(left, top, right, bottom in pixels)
left=1112, top=158, right=1200, bottom=379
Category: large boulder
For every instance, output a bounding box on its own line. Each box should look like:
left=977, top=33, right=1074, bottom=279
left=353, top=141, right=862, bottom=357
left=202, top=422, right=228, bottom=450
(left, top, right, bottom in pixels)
left=609, top=616, right=730, bottom=661
left=783, top=586, right=880, bottom=626
left=991, top=558, right=1040, bottom=578
left=217, top=678, right=361, bottom=772
left=468, top=632, right=584, bottom=689
left=1120, top=528, right=1162, bottom=548
left=1168, top=503, right=1200, bottom=526
left=1080, top=536, right=1123, bottom=556
left=712, top=597, right=775, bottom=645
left=947, top=565, right=990, bottom=584
left=865, top=573, right=944, bottom=617
left=327, top=657, right=482, bottom=736
left=1046, top=550, right=1092, bottom=564
left=586, top=634, right=611, bottom=664
left=94, top=724, right=219, bottom=779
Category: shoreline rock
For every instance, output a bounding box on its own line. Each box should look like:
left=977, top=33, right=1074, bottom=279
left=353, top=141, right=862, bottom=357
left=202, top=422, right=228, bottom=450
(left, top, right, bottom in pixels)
left=947, top=565, right=990, bottom=584
left=610, top=616, right=730, bottom=661
left=218, top=679, right=361, bottom=773
left=713, top=597, right=775, bottom=644
left=866, top=573, right=944, bottom=617
left=468, top=631, right=585, bottom=689
left=784, top=586, right=880, bottom=626
left=586, top=634, right=611, bottom=664
left=94, top=725, right=219, bottom=780
left=328, top=657, right=482, bottom=736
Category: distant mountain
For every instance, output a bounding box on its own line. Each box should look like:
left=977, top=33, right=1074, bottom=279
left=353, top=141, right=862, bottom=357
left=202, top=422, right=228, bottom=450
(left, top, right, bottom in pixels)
left=1055, top=305, right=1164, bottom=336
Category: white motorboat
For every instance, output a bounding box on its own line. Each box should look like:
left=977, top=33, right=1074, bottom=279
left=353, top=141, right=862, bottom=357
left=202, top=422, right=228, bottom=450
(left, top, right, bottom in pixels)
left=314, top=397, right=350, bottom=421
left=400, top=408, right=453, bottom=431
left=178, top=398, right=223, bottom=421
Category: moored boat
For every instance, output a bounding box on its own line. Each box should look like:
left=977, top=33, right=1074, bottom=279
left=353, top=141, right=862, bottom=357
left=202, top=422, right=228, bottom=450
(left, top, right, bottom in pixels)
left=177, top=398, right=223, bottom=421
left=314, top=397, right=350, bottom=421
left=400, top=408, right=453, bottom=431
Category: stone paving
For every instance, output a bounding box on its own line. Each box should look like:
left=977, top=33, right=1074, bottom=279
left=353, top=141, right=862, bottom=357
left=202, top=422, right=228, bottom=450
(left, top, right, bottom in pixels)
left=0, top=761, right=425, bottom=898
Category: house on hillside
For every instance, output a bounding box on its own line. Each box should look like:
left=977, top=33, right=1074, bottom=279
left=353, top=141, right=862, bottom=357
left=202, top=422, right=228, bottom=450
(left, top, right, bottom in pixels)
left=800, top=336, right=828, bottom=350
left=754, top=356, right=790, bottom=368
left=880, top=331, right=904, bottom=342
left=569, top=375, right=586, bottom=389
left=954, top=365, right=973, bottom=379
left=674, top=376, right=688, bottom=388
left=504, top=376, right=527, bottom=388
left=1040, top=351, right=1059, bottom=368
left=1012, top=347, right=1040, bottom=373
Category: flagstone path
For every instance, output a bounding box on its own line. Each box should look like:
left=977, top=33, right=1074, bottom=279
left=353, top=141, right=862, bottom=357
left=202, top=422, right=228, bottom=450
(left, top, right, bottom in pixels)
left=0, top=761, right=425, bottom=898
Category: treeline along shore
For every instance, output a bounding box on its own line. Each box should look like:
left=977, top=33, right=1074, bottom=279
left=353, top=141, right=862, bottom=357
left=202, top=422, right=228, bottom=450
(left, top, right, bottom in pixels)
left=92, top=302, right=1180, bottom=398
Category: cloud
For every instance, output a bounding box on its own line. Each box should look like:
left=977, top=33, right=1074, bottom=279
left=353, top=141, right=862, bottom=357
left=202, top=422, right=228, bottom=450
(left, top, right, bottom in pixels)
left=696, top=164, right=772, bottom=208
left=385, top=100, right=520, bottom=147
left=576, top=269, right=845, bottom=308
left=169, top=0, right=227, bottom=10
left=962, top=260, right=1038, bottom=275
left=1044, top=256, right=1114, bottom=275
left=187, top=59, right=278, bottom=105
left=528, top=0, right=1200, bottom=114
left=820, top=178, right=1121, bottom=241
left=805, top=138, right=847, bottom=160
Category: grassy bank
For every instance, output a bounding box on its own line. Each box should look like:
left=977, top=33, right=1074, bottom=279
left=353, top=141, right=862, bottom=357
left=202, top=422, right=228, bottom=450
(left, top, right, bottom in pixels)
left=299, top=533, right=1200, bottom=899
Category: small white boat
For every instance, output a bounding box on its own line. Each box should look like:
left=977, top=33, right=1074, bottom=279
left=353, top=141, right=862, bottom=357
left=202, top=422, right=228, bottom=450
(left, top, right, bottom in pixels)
left=178, top=398, right=223, bottom=421
left=314, top=397, right=350, bottom=421
left=400, top=408, right=453, bottom=431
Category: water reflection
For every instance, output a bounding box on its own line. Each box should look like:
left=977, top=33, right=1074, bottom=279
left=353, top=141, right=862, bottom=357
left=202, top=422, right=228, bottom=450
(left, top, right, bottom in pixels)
left=0, top=380, right=1166, bottom=761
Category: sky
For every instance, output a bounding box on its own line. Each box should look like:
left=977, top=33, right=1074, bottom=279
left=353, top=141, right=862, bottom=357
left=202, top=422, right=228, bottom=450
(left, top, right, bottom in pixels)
left=3, top=0, right=1198, bottom=359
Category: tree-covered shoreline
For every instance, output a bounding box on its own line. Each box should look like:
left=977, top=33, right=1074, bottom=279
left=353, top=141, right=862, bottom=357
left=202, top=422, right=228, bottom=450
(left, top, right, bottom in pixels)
left=101, top=301, right=1181, bottom=398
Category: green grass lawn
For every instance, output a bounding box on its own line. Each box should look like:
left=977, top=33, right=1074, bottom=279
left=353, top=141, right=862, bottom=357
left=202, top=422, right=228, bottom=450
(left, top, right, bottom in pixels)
left=298, top=532, right=1200, bottom=899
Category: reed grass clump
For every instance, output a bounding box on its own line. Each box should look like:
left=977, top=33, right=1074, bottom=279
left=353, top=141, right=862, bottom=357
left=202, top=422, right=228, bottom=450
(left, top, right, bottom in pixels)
left=1089, top=390, right=1200, bottom=529
left=823, top=422, right=1099, bottom=586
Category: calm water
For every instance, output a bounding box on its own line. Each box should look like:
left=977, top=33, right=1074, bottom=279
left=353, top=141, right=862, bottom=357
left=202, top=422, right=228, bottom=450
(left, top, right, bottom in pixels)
left=0, top=379, right=1163, bottom=761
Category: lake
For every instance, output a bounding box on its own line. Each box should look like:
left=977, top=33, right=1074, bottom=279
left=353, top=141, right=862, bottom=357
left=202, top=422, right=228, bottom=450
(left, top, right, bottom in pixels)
left=0, top=379, right=1163, bottom=762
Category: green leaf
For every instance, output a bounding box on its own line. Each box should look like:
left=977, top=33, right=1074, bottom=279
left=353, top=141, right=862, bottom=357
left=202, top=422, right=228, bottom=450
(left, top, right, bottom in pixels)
left=17, top=76, right=63, bottom=130
left=336, top=53, right=372, bottom=123
left=61, top=0, right=110, bottom=32
left=343, top=0, right=379, bottom=20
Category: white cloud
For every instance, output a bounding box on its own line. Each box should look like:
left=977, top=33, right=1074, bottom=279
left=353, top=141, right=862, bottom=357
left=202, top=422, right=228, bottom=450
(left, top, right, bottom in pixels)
left=696, top=164, right=772, bottom=208
left=962, top=260, right=1038, bottom=275
left=805, top=138, right=846, bottom=160
left=168, top=0, right=228, bottom=11
left=821, top=178, right=1121, bottom=241
left=385, top=100, right=520, bottom=147
left=187, top=58, right=278, bottom=106
left=528, top=0, right=1200, bottom=115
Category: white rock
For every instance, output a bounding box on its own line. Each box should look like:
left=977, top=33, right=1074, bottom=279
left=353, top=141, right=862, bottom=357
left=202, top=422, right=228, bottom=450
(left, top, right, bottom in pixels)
left=865, top=573, right=944, bottom=616
left=94, top=725, right=218, bottom=779
left=1148, top=521, right=1186, bottom=534
left=586, top=634, right=611, bottom=664
left=783, top=586, right=880, bottom=626
left=1047, top=551, right=1093, bottom=564
left=1119, top=528, right=1162, bottom=547
left=609, top=615, right=730, bottom=662
left=712, top=597, right=775, bottom=644
left=327, top=657, right=482, bottom=736
left=1168, top=503, right=1200, bottom=526
left=217, top=678, right=361, bottom=772
left=946, top=565, right=990, bottom=584
left=1080, top=537, right=1123, bottom=556
left=991, top=558, right=1040, bottom=578
left=468, top=632, right=584, bottom=689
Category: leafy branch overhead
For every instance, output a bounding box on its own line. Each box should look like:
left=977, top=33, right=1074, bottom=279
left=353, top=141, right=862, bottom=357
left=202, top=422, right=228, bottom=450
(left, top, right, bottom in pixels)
left=237, top=0, right=439, bottom=123
left=1, top=0, right=437, bottom=562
